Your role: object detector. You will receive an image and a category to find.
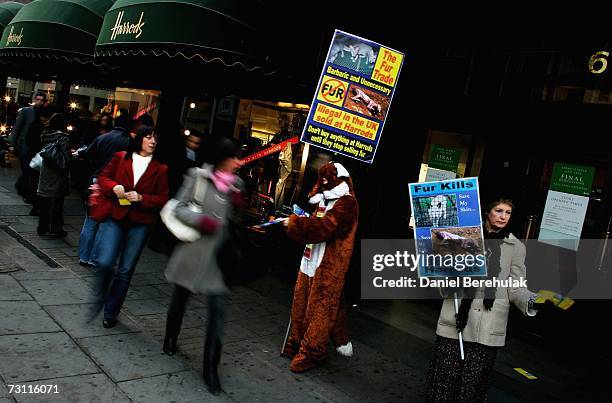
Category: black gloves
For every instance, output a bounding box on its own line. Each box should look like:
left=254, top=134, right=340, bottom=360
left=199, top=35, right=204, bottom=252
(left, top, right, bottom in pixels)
left=455, top=300, right=471, bottom=332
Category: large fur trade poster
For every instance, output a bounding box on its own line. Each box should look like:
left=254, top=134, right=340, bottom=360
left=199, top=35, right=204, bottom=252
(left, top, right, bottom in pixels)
left=301, top=30, right=404, bottom=163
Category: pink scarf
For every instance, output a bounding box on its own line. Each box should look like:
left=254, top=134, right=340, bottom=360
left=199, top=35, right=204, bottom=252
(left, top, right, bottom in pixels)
left=211, top=170, right=237, bottom=193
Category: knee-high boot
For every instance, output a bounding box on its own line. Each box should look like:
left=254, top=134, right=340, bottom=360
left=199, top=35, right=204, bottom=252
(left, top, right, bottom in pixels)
left=203, top=294, right=226, bottom=395
left=203, top=336, right=222, bottom=395
left=163, top=285, right=190, bottom=355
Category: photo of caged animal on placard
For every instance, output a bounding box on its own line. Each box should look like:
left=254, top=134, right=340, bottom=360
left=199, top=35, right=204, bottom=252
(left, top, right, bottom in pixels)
left=328, top=34, right=380, bottom=75
left=413, top=194, right=459, bottom=228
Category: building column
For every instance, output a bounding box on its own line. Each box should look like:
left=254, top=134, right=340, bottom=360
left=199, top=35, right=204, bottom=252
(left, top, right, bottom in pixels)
left=0, top=74, right=7, bottom=98
left=53, top=80, right=72, bottom=111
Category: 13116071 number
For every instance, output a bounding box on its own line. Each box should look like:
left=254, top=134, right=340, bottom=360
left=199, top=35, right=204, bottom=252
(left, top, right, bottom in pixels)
left=8, top=384, right=59, bottom=394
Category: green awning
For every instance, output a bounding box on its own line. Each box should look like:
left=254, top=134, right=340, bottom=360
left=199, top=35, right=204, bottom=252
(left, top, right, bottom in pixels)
left=0, top=1, right=23, bottom=32
left=0, top=0, right=113, bottom=64
left=95, top=0, right=272, bottom=73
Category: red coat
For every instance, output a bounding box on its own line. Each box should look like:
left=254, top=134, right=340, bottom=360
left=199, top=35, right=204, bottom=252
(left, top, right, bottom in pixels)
left=98, top=151, right=169, bottom=224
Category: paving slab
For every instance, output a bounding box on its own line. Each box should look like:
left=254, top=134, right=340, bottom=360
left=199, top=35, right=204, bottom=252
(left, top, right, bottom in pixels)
left=125, top=285, right=167, bottom=301
left=45, top=304, right=141, bottom=339
left=0, top=232, right=57, bottom=272
left=224, top=302, right=283, bottom=322
left=18, top=278, right=96, bottom=306
left=0, top=332, right=98, bottom=383
left=0, top=276, right=31, bottom=301
left=0, top=206, right=30, bottom=216
left=9, top=270, right=76, bottom=282
left=0, top=251, right=22, bottom=274
left=132, top=262, right=167, bottom=275
left=220, top=356, right=353, bottom=403
left=0, top=382, right=9, bottom=399
left=235, top=313, right=289, bottom=337
left=78, top=333, right=188, bottom=382
left=13, top=374, right=130, bottom=403
left=123, top=297, right=170, bottom=316
left=129, top=273, right=167, bottom=287
left=0, top=301, right=61, bottom=335
left=1, top=223, right=36, bottom=233
left=118, top=371, right=226, bottom=403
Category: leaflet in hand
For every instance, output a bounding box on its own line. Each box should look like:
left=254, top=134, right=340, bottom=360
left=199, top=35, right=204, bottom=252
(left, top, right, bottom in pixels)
left=536, top=290, right=574, bottom=310
left=292, top=204, right=310, bottom=217
left=252, top=217, right=286, bottom=229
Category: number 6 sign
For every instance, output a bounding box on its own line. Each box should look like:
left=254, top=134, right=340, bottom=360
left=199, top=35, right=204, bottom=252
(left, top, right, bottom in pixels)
left=589, top=51, right=609, bottom=74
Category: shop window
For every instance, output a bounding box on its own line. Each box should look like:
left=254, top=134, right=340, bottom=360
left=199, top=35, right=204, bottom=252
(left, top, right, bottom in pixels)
left=234, top=100, right=310, bottom=217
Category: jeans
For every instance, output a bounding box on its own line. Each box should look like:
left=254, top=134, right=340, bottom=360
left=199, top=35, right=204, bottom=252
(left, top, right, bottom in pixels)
left=79, top=214, right=100, bottom=264
left=165, top=285, right=227, bottom=343
left=91, top=219, right=150, bottom=320
left=38, top=197, right=64, bottom=233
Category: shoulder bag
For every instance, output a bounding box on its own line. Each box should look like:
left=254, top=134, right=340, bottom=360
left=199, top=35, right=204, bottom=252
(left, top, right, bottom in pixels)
left=160, top=173, right=207, bottom=242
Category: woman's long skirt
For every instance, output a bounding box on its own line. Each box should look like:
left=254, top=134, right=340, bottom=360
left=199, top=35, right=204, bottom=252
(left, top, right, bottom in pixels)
left=425, top=336, right=499, bottom=403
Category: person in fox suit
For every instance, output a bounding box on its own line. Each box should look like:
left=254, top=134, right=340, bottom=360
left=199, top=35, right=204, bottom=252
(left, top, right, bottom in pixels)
left=90, top=125, right=169, bottom=328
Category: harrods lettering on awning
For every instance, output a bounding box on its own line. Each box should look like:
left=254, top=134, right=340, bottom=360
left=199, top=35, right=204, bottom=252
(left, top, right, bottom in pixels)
left=0, top=0, right=113, bottom=65
left=95, top=0, right=273, bottom=73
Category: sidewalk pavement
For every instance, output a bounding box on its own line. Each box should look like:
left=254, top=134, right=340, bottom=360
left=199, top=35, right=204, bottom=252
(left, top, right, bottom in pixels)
left=0, top=164, right=597, bottom=402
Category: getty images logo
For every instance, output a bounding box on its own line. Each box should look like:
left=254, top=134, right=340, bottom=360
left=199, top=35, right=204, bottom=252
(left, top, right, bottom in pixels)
left=110, top=11, right=145, bottom=41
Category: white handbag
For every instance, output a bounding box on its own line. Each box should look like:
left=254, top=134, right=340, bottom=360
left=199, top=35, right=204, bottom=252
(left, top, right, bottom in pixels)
left=29, top=152, right=43, bottom=171
left=160, top=173, right=207, bottom=242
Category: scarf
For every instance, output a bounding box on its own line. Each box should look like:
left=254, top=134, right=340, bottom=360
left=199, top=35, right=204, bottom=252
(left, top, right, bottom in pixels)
left=308, top=181, right=350, bottom=205
left=211, top=170, right=237, bottom=193
left=456, top=227, right=509, bottom=330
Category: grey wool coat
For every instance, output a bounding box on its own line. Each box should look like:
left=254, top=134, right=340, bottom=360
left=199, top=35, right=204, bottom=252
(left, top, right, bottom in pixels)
left=37, top=130, right=71, bottom=198
left=436, top=234, right=537, bottom=347
left=164, top=166, right=242, bottom=295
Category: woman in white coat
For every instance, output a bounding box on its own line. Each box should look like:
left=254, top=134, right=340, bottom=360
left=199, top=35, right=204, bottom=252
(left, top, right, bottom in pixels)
left=425, top=198, right=547, bottom=403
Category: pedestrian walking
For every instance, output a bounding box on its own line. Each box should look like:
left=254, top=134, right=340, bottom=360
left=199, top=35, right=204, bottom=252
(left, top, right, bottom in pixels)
left=89, top=126, right=168, bottom=328
left=36, top=113, right=71, bottom=237
left=162, top=137, right=245, bottom=395
left=9, top=92, right=48, bottom=213
left=78, top=113, right=133, bottom=267
left=280, top=162, right=359, bottom=373
left=425, top=198, right=554, bottom=403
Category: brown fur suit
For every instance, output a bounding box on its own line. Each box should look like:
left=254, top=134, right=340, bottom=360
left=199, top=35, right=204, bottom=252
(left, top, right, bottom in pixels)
left=282, top=163, right=359, bottom=373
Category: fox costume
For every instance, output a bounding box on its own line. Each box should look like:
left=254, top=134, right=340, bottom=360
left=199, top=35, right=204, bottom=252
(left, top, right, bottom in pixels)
left=282, top=162, right=359, bottom=373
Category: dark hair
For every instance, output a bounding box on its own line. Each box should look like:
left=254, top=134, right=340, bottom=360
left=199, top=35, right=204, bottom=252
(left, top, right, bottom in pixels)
left=34, top=91, right=46, bottom=100
left=126, top=125, right=155, bottom=158
left=99, top=112, right=114, bottom=126
left=136, top=114, right=155, bottom=128
left=114, top=113, right=133, bottom=132
left=46, top=113, right=67, bottom=132
left=209, top=137, right=240, bottom=168
left=485, top=198, right=515, bottom=214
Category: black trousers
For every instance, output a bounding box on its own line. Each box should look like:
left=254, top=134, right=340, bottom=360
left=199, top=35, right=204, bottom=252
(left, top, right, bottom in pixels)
left=165, top=285, right=227, bottom=343
left=38, top=196, right=64, bottom=233
left=16, top=153, right=35, bottom=200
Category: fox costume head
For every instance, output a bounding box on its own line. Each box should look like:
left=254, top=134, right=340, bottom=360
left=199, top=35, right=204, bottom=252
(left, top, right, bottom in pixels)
left=309, top=162, right=355, bottom=198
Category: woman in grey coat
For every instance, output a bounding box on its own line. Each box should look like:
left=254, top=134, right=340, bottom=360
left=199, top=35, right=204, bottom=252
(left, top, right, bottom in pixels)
left=37, top=113, right=71, bottom=237
left=425, top=198, right=551, bottom=403
left=163, top=137, right=244, bottom=395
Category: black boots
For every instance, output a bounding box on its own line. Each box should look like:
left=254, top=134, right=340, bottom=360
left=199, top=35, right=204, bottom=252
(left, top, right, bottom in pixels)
left=163, top=336, right=177, bottom=356
left=203, top=337, right=222, bottom=396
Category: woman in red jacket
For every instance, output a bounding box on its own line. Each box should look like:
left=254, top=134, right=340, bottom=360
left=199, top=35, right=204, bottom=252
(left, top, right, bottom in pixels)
left=90, top=125, right=169, bottom=328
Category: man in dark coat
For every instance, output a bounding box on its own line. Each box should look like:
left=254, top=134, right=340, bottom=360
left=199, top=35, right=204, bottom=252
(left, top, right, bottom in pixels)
left=83, top=113, right=133, bottom=176
left=9, top=92, right=47, bottom=205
